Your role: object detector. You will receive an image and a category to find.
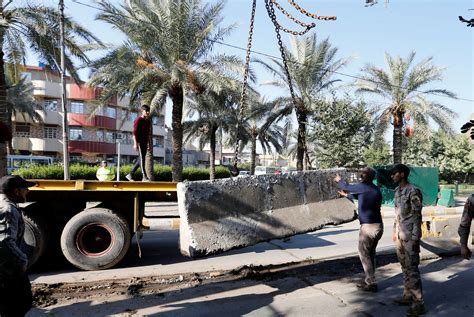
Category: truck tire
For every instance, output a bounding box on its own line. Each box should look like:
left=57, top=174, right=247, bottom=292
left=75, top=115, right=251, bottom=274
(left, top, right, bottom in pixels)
left=60, top=208, right=131, bottom=271
left=23, top=213, right=48, bottom=269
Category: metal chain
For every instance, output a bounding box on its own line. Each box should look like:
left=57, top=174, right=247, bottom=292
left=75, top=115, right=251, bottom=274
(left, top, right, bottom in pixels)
left=269, top=0, right=336, bottom=36
left=265, top=0, right=299, bottom=111
left=233, top=0, right=257, bottom=170
left=286, top=0, right=337, bottom=21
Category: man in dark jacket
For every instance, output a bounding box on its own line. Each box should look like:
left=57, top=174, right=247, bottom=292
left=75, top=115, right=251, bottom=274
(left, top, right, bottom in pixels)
left=458, top=194, right=474, bottom=259
left=0, top=175, right=36, bottom=316
left=126, top=105, right=152, bottom=181
left=335, top=167, right=383, bottom=292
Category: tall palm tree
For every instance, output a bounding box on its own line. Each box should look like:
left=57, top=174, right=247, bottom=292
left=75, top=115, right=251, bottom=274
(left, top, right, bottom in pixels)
left=237, top=97, right=284, bottom=175
left=90, top=0, right=240, bottom=182
left=257, top=34, right=348, bottom=170
left=355, top=52, right=457, bottom=164
left=183, top=90, right=238, bottom=180
left=0, top=1, right=101, bottom=176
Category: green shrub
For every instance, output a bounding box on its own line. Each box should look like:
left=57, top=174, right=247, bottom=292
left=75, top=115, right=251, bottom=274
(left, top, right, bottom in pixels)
left=14, top=163, right=231, bottom=181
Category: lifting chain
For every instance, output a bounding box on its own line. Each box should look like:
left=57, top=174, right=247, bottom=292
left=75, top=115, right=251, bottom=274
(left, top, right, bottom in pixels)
left=233, top=0, right=336, bottom=173
left=265, top=0, right=299, bottom=110
left=233, top=0, right=257, bottom=172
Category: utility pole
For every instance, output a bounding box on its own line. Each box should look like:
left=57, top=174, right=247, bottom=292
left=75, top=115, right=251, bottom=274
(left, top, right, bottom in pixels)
left=59, top=0, right=70, bottom=179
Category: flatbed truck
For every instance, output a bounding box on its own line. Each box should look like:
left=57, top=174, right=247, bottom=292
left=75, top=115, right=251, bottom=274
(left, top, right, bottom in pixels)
left=23, top=180, right=177, bottom=271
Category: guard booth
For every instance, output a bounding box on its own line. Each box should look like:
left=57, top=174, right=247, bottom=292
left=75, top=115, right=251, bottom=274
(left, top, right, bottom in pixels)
left=374, top=166, right=439, bottom=206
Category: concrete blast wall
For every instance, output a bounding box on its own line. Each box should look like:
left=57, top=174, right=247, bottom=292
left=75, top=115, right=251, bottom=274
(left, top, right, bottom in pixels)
left=178, top=168, right=357, bottom=257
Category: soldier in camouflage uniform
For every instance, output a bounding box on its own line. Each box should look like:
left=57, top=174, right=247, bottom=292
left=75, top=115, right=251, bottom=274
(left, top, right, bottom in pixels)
left=391, top=164, right=425, bottom=316
left=458, top=194, right=473, bottom=260
left=0, top=175, right=36, bottom=317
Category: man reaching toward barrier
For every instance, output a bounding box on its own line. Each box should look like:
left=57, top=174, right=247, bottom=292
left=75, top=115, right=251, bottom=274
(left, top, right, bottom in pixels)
left=334, top=167, right=383, bottom=292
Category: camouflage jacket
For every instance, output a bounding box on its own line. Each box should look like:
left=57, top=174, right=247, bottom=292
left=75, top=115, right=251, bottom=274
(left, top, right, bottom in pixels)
left=458, top=194, right=474, bottom=246
left=0, top=194, right=28, bottom=280
left=394, top=184, right=423, bottom=241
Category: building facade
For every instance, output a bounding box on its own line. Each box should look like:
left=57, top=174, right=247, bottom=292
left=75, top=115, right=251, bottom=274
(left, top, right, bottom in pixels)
left=12, top=65, right=167, bottom=164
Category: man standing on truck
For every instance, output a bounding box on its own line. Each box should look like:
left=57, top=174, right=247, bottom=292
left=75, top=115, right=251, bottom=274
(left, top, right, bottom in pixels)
left=334, top=168, right=383, bottom=293
left=0, top=175, right=36, bottom=316
left=126, top=105, right=152, bottom=182
left=391, top=164, right=426, bottom=317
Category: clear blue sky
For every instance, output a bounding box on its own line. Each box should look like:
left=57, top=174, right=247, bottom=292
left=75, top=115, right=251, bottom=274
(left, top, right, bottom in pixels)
left=36, top=0, right=473, bottom=133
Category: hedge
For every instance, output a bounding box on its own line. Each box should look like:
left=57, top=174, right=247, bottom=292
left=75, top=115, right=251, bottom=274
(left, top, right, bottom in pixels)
left=13, top=164, right=231, bottom=181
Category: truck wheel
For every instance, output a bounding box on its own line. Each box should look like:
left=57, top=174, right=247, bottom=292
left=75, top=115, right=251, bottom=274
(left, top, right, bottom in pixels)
left=60, top=208, right=131, bottom=271
left=23, top=213, right=48, bottom=269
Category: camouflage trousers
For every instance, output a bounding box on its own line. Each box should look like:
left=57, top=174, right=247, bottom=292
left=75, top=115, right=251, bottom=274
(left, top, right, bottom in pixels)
left=359, top=223, right=384, bottom=285
left=395, top=237, right=424, bottom=302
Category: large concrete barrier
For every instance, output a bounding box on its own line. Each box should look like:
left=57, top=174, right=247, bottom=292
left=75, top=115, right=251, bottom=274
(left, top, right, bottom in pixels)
left=178, top=169, right=357, bottom=257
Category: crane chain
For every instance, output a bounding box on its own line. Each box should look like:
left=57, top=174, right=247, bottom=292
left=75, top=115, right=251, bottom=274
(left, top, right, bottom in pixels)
left=264, top=0, right=299, bottom=110
left=286, top=0, right=337, bottom=20
left=233, top=0, right=257, bottom=172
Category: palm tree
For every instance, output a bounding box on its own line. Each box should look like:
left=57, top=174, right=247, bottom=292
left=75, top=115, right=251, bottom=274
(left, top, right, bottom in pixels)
left=90, top=0, right=240, bottom=182
left=5, top=75, right=41, bottom=153
left=238, top=97, right=284, bottom=175
left=257, top=34, right=348, bottom=170
left=0, top=1, right=101, bottom=176
left=355, top=52, right=457, bottom=164
left=183, top=90, right=238, bottom=180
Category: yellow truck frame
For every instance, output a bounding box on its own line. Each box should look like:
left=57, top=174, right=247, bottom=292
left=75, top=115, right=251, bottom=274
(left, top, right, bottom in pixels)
left=23, top=180, right=177, bottom=271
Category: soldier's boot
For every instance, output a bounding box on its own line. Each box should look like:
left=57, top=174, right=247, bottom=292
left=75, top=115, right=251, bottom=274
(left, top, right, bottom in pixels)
left=406, top=301, right=426, bottom=316
left=393, top=295, right=412, bottom=306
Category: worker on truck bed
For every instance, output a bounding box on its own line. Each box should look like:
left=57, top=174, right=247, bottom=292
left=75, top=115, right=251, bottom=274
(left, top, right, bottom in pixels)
left=126, top=104, right=152, bottom=182
left=96, top=160, right=115, bottom=181
left=0, top=175, right=36, bottom=317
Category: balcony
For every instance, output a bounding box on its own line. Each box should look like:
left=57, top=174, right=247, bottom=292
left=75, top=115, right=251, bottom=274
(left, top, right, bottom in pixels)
left=69, top=113, right=116, bottom=129
left=69, top=84, right=117, bottom=105
left=31, top=80, right=62, bottom=98
left=13, top=137, right=62, bottom=152
left=69, top=140, right=116, bottom=155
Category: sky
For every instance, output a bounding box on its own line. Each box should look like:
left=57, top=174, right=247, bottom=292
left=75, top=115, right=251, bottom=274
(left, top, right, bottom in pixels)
left=32, top=0, right=473, bottom=135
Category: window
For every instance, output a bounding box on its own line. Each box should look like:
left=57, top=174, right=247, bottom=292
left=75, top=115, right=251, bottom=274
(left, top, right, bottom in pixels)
left=105, top=131, right=114, bottom=143
left=44, top=99, right=58, bottom=112
left=106, top=106, right=116, bottom=118
left=22, top=72, right=32, bottom=81
left=129, top=112, right=138, bottom=122
left=96, top=130, right=104, bottom=141
left=152, top=117, right=159, bottom=125
left=71, top=102, right=84, bottom=114
left=14, top=124, right=30, bottom=137
left=70, top=128, right=83, bottom=140
left=120, top=109, right=128, bottom=120
left=44, top=126, right=58, bottom=139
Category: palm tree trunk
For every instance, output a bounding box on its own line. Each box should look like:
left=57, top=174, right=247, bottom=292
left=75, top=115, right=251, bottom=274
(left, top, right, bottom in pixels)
left=0, top=7, right=8, bottom=177
left=145, top=124, right=154, bottom=180
left=250, top=134, right=257, bottom=175
left=392, top=112, right=403, bottom=164
left=295, top=108, right=307, bottom=171
left=170, top=84, right=184, bottom=182
left=209, top=125, right=217, bottom=180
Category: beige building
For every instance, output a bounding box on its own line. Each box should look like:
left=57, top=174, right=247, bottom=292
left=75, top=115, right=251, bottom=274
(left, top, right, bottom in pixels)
left=12, top=65, right=167, bottom=164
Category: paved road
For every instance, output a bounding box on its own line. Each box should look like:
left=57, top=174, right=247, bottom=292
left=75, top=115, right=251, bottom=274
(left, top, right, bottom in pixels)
left=26, top=201, right=471, bottom=316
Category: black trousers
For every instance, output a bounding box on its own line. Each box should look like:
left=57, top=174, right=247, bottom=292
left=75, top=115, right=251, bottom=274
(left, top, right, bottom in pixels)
left=0, top=273, right=32, bottom=317
left=130, top=143, right=148, bottom=179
